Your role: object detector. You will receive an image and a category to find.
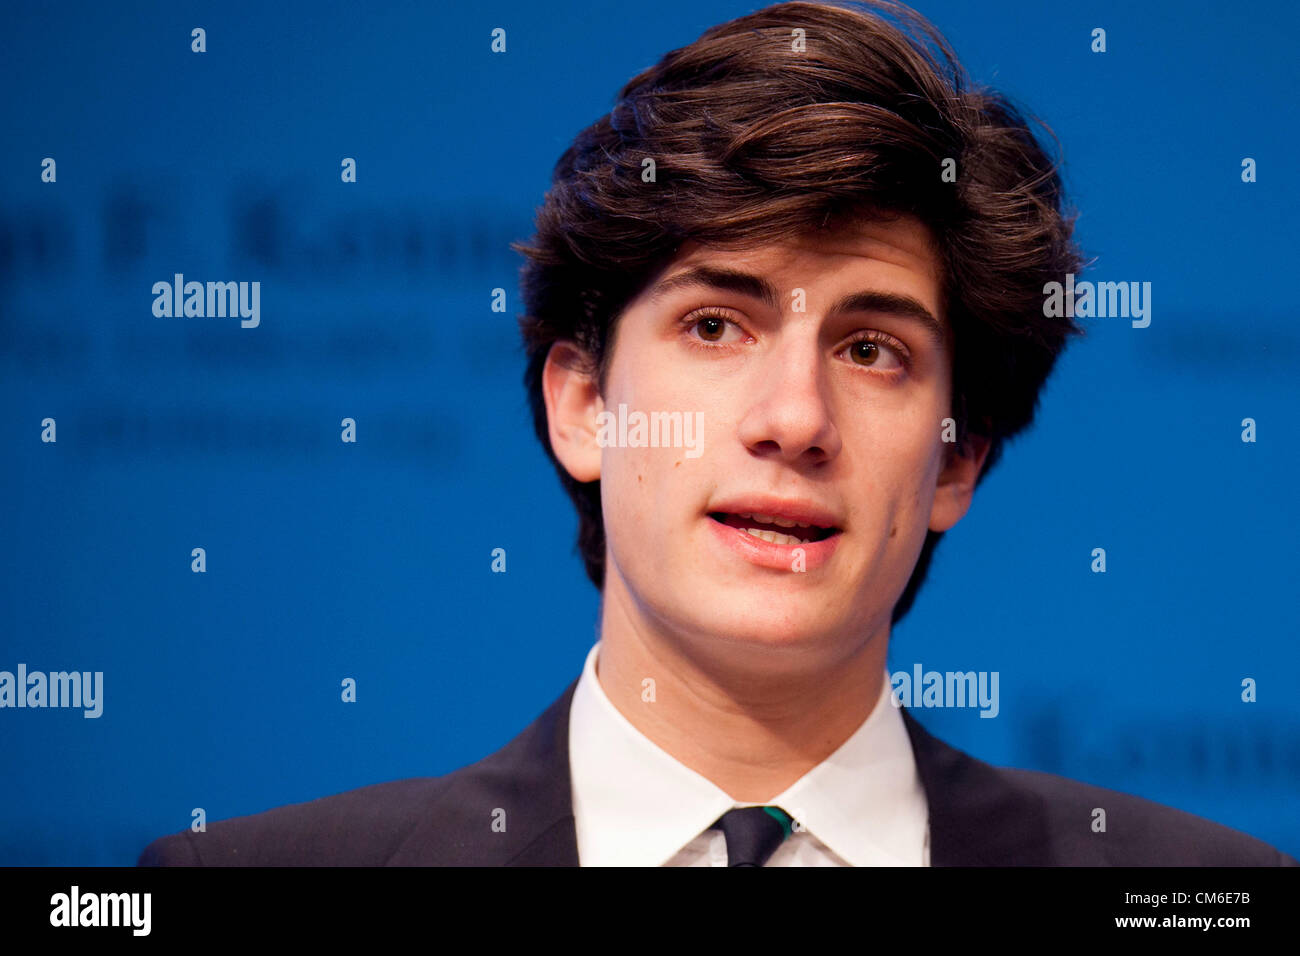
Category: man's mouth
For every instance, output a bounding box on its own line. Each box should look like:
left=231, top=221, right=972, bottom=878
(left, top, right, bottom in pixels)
left=708, top=512, right=839, bottom=547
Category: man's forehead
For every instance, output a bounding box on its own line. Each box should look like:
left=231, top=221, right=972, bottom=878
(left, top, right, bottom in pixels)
left=668, top=215, right=942, bottom=284
left=649, top=215, right=947, bottom=325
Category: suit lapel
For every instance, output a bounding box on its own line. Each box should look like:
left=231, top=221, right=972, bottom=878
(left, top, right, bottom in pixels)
left=387, top=679, right=580, bottom=865
left=500, top=677, right=581, bottom=866
left=900, top=706, right=1053, bottom=865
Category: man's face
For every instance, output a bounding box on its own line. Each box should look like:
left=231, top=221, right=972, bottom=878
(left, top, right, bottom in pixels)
left=551, top=215, right=984, bottom=660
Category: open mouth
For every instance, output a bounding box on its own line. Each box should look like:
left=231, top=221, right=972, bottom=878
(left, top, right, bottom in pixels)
left=708, top=512, right=839, bottom=546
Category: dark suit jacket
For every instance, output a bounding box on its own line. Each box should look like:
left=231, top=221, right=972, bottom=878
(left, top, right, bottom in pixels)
left=138, top=678, right=1297, bottom=866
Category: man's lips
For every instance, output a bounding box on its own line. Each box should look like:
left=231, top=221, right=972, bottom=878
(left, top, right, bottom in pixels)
left=705, top=501, right=843, bottom=571
left=708, top=512, right=837, bottom=545
left=705, top=496, right=843, bottom=549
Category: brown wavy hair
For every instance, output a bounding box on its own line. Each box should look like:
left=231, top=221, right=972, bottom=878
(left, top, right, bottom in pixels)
left=512, top=0, right=1084, bottom=624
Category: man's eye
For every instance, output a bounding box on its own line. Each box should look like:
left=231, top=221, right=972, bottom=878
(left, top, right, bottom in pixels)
left=687, top=311, right=745, bottom=343
left=844, top=336, right=906, bottom=370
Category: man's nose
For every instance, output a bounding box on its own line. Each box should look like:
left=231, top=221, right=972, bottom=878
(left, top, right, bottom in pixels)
left=735, top=337, right=842, bottom=466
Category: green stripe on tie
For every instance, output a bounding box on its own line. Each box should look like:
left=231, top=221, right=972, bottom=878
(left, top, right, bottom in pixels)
left=762, top=806, right=794, bottom=838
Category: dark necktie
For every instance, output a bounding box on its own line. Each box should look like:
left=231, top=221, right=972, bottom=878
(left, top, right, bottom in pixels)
left=710, top=806, right=794, bottom=867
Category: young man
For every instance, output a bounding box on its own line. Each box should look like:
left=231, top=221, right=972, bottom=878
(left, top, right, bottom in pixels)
left=139, top=0, right=1295, bottom=866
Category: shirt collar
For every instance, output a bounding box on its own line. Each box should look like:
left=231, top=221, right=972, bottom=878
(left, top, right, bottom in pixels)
left=569, top=641, right=928, bottom=866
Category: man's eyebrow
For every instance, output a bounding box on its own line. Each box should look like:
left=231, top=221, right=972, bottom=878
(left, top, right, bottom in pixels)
left=645, top=265, right=946, bottom=346
left=647, top=265, right=782, bottom=312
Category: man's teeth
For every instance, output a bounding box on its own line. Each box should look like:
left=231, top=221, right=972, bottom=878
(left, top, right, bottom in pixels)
left=737, top=512, right=812, bottom=529
left=744, top=528, right=811, bottom=546
left=731, top=511, right=821, bottom=545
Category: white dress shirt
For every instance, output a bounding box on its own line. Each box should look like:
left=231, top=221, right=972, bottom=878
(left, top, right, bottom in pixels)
left=569, top=641, right=931, bottom=866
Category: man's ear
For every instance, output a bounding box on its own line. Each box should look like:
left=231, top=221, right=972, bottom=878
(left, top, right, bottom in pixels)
left=928, top=432, right=991, bottom=533
left=541, top=341, right=604, bottom=483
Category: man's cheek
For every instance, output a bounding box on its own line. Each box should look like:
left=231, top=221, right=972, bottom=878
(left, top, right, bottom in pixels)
left=603, top=450, right=637, bottom=497
left=606, top=448, right=661, bottom=523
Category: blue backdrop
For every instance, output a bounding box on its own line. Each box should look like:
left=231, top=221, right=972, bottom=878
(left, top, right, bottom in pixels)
left=2, top=0, right=1297, bottom=865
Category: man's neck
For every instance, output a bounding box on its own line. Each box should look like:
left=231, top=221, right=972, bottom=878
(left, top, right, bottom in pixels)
left=594, top=576, right=891, bottom=803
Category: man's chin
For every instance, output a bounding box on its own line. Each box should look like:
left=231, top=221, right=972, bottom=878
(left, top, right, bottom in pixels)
left=672, top=599, right=854, bottom=652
